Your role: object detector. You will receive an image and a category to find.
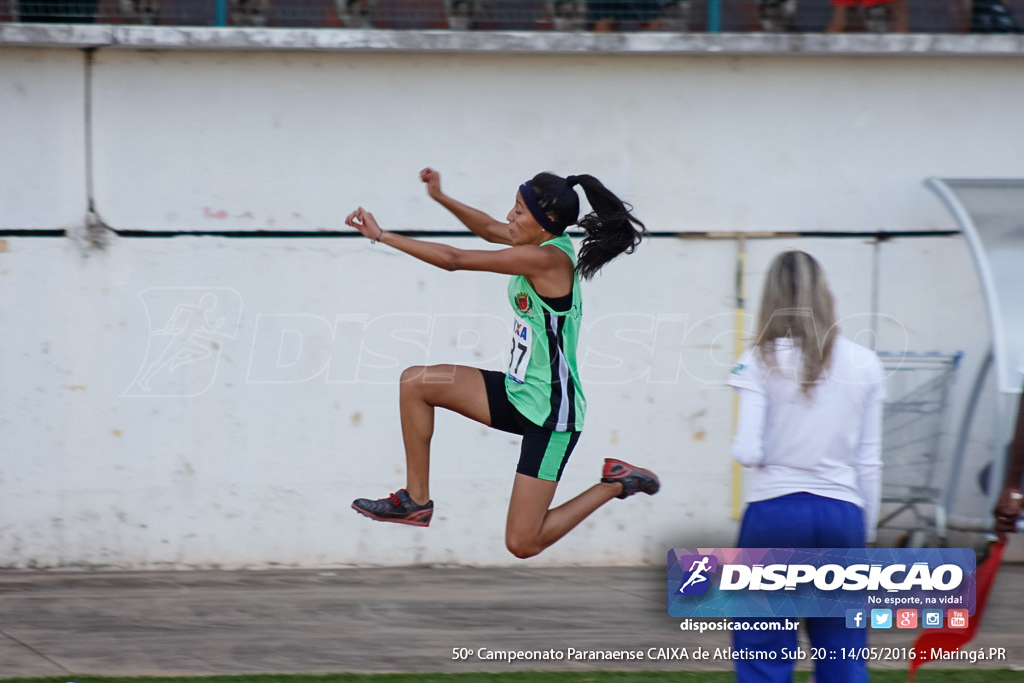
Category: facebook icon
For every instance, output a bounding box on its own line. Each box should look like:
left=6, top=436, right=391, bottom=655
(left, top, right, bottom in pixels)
left=846, top=609, right=866, bottom=629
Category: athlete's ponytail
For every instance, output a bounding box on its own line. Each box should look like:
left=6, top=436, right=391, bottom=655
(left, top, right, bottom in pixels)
left=525, top=172, right=646, bottom=281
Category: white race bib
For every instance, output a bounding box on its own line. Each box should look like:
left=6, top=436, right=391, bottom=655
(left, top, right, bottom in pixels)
left=508, top=315, right=532, bottom=384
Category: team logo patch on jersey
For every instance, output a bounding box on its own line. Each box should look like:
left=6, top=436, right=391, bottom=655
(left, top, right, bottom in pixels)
left=515, top=292, right=532, bottom=313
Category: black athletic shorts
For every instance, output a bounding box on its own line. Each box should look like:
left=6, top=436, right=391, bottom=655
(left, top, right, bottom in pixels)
left=481, top=369, right=581, bottom=482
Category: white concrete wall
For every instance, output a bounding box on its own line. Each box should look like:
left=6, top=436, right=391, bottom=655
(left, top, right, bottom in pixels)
left=1, top=232, right=1005, bottom=567
left=86, top=51, right=1024, bottom=234
left=0, top=48, right=88, bottom=230
left=1, top=37, right=1020, bottom=567
left=5, top=45, right=1024, bottom=235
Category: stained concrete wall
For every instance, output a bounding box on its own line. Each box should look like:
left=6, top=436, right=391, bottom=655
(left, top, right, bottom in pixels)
left=0, top=233, right=998, bottom=568
left=0, top=27, right=1020, bottom=567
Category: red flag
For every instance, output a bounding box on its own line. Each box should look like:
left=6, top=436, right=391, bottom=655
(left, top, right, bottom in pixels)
left=908, top=541, right=1005, bottom=681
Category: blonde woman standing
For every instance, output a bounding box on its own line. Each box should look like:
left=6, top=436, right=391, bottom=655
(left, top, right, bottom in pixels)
left=727, top=250, right=885, bottom=683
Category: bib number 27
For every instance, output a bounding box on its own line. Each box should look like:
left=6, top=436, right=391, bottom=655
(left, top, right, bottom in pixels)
left=508, top=315, right=532, bottom=384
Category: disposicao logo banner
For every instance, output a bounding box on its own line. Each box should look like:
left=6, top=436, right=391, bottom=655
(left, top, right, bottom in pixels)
left=667, top=548, right=976, bottom=618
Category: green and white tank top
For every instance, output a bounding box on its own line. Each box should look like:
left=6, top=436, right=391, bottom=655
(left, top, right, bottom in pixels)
left=505, top=234, right=586, bottom=432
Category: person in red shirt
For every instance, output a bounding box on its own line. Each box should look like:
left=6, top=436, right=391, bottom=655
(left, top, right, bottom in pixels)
left=827, top=0, right=908, bottom=32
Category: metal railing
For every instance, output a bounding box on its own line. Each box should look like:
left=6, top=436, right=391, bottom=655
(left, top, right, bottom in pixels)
left=1, top=0, right=1021, bottom=33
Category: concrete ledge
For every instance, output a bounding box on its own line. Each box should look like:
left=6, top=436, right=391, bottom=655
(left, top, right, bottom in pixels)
left=0, top=22, right=114, bottom=48
left=2, top=22, right=1024, bottom=55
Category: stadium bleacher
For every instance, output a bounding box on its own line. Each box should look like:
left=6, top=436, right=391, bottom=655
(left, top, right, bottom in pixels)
left=2, top=0, right=1022, bottom=34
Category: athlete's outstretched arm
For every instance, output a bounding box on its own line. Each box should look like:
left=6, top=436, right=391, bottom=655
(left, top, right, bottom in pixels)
left=345, top=207, right=560, bottom=278
left=420, top=168, right=513, bottom=245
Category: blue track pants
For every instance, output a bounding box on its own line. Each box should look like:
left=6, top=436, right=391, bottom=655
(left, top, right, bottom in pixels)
left=733, top=492, right=869, bottom=683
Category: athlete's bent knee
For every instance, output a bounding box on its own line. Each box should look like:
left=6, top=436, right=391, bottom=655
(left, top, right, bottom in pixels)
left=400, top=365, right=428, bottom=385
left=505, top=535, right=542, bottom=559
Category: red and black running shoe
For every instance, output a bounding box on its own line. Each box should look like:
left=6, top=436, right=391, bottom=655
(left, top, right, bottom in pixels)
left=352, top=489, right=433, bottom=527
left=601, top=458, right=660, bottom=499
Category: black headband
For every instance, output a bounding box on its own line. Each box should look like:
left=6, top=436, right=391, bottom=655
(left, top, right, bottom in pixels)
left=519, top=180, right=565, bottom=236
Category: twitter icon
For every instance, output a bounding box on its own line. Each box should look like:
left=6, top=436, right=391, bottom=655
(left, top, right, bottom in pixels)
left=871, top=609, right=893, bottom=629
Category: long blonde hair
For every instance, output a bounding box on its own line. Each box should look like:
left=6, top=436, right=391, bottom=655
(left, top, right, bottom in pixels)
left=754, top=250, right=837, bottom=397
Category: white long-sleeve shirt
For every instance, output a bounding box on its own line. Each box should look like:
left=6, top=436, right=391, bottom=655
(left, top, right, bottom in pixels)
left=727, top=336, right=885, bottom=542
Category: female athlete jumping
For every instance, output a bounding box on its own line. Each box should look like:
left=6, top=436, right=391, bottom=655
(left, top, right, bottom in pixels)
left=345, top=168, right=660, bottom=559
